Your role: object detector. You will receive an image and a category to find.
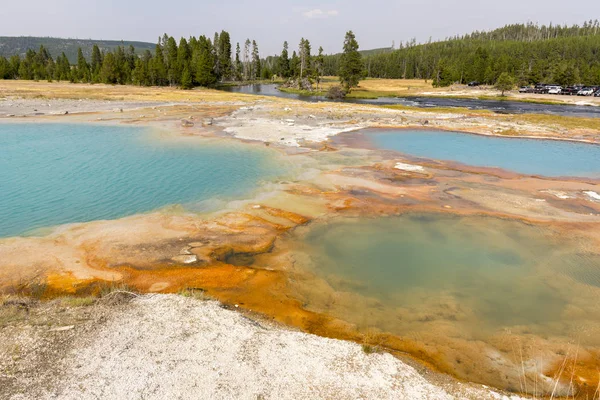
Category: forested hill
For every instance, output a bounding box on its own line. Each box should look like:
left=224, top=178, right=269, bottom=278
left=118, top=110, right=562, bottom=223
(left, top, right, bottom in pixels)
left=0, top=37, right=155, bottom=63
left=323, top=21, right=600, bottom=86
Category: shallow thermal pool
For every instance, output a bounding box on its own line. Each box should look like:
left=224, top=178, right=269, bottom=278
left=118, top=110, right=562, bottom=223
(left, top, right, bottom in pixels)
left=289, top=213, right=600, bottom=389
left=0, top=123, right=285, bottom=238
left=364, top=129, right=600, bottom=178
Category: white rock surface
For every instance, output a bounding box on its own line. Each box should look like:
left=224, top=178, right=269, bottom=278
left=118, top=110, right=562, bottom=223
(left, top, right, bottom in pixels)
left=395, top=162, right=426, bottom=173
left=584, top=190, right=600, bottom=201
left=33, top=295, right=523, bottom=400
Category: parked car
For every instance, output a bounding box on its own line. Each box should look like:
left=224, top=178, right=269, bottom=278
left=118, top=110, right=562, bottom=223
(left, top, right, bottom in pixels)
left=562, top=86, right=583, bottom=95
left=533, top=83, right=547, bottom=94
left=594, top=89, right=600, bottom=97
left=547, top=86, right=562, bottom=94
left=578, top=87, right=596, bottom=96
left=518, top=86, right=531, bottom=93
left=467, top=81, right=480, bottom=87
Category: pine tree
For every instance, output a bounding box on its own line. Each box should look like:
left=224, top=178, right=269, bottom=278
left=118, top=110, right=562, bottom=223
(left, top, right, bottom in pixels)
left=314, top=46, right=325, bottom=90
left=152, top=43, right=167, bottom=85
left=495, top=72, right=514, bottom=96
left=195, top=36, right=216, bottom=86
left=339, top=31, right=363, bottom=91
left=180, top=65, right=193, bottom=89
left=243, top=39, right=251, bottom=80
left=235, top=43, right=243, bottom=80
left=132, top=57, right=148, bottom=86
left=166, top=36, right=179, bottom=86
left=213, top=32, right=221, bottom=79
left=177, top=38, right=191, bottom=73
left=76, top=48, right=90, bottom=82
left=0, top=57, right=9, bottom=79
left=299, top=38, right=311, bottom=79
left=290, top=51, right=299, bottom=78
left=278, top=41, right=290, bottom=78
left=100, top=52, right=117, bottom=84
left=218, top=31, right=232, bottom=81
left=251, top=40, right=260, bottom=80
left=90, top=45, right=102, bottom=81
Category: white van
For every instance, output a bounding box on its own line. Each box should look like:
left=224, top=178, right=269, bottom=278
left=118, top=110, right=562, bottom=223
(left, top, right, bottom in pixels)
left=547, top=86, right=562, bottom=94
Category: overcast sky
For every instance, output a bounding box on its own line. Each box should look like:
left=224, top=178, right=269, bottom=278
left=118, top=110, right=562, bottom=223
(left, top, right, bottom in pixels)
left=1, top=0, right=599, bottom=55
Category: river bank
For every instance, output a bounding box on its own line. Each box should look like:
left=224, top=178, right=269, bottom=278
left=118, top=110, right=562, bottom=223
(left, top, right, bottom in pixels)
left=1, top=80, right=600, bottom=398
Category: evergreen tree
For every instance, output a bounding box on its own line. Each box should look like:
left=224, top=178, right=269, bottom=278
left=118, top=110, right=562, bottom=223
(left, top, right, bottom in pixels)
left=213, top=32, right=221, bottom=79
left=278, top=41, right=290, bottom=78
left=151, top=43, right=168, bottom=85
left=243, top=39, right=251, bottom=80
left=495, top=72, right=514, bottom=95
left=251, top=40, right=260, bottom=80
left=0, top=56, right=10, bottom=79
left=132, top=57, right=148, bottom=86
left=218, top=31, right=232, bottom=80
left=180, top=65, right=193, bottom=89
left=166, top=36, right=179, bottom=85
left=90, top=45, right=102, bottom=81
left=76, top=48, right=90, bottom=82
left=195, top=36, right=216, bottom=86
left=290, top=51, right=300, bottom=77
left=100, top=52, right=118, bottom=84
left=55, top=53, right=71, bottom=81
left=177, top=37, right=191, bottom=73
left=299, top=38, right=311, bottom=79
left=339, top=31, right=362, bottom=91
left=314, top=46, right=325, bottom=90
left=235, top=42, right=243, bottom=80
left=9, top=55, right=21, bottom=79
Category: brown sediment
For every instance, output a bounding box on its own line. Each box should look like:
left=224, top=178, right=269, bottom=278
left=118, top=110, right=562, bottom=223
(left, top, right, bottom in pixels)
left=544, top=352, right=600, bottom=399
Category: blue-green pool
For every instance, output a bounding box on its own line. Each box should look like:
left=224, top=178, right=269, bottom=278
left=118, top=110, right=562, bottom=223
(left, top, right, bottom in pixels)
left=292, top=213, right=600, bottom=389
left=367, top=129, right=600, bottom=178
left=0, top=123, right=283, bottom=237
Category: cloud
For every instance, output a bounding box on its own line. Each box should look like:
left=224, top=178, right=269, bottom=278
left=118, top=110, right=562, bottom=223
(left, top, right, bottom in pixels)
left=302, top=9, right=339, bottom=19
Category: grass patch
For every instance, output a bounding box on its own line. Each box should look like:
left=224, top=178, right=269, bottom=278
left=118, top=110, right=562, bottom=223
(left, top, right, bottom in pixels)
left=179, top=287, right=214, bottom=301
left=55, top=296, right=96, bottom=307
left=503, top=113, right=600, bottom=132
left=382, top=104, right=492, bottom=116
left=361, top=344, right=380, bottom=354
left=0, top=297, right=33, bottom=327
left=476, top=95, right=564, bottom=106
left=361, top=328, right=383, bottom=355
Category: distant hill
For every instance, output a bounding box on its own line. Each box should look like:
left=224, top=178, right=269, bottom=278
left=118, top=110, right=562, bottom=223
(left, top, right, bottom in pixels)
left=323, top=21, right=600, bottom=86
left=0, top=37, right=156, bottom=63
left=358, top=47, right=392, bottom=57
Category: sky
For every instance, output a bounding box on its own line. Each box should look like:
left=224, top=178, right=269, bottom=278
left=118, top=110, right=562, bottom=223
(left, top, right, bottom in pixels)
left=1, top=0, right=600, bottom=55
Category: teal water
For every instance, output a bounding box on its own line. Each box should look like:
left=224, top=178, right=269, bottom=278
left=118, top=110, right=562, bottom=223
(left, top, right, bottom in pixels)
left=0, top=123, right=283, bottom=238
left=367, top=129, right=600, bottom=177
left=297, top=214, right=600, bottom=335
left=293, top=214, right=600, bottom=390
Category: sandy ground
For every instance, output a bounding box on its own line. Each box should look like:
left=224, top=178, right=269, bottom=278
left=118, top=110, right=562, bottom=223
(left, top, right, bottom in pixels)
left=2, top=294, right=525, bottom=400
left=0, top=97, right=169, bottom=116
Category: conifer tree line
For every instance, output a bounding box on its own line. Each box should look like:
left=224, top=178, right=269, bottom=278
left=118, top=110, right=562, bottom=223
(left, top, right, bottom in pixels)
left=0, top=32, right=336, bottom=89
left=266, top=39, right=326, bottom=84
left=322, top=22, right=600, bottom=87
left=0, top=32, right=272, bottom=88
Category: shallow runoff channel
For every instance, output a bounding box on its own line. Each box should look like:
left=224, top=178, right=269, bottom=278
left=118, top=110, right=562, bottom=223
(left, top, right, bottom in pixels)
left=220, top=83, right=600, bottom=118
